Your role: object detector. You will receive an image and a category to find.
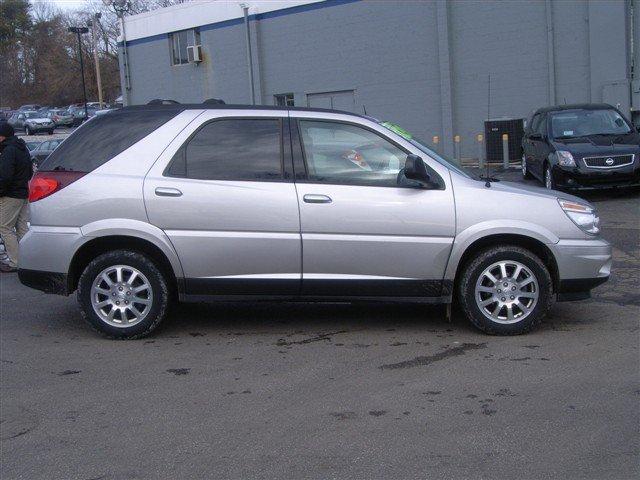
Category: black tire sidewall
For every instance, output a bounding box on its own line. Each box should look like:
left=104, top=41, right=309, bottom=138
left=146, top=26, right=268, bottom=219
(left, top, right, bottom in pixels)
left=459, top=246, right=553, bottom=335
left=77, top=250, right=169, bottom=339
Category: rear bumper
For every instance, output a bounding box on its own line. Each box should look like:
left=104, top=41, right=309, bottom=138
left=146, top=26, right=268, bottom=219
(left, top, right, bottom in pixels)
left=549, top=238, right=612, bottom=301
left=18, top=269, right=69, bottom=295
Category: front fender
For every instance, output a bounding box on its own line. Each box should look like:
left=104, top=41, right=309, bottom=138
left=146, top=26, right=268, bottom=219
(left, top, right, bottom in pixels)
left=444, top=220, right=559, bottom=280
left=80, top=218, right=184, bottom=279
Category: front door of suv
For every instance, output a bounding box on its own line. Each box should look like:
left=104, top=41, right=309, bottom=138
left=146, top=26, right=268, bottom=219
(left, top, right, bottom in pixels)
left=144, top=112, right=301, bottom=296
left=291, top=114, right=456, bottom=298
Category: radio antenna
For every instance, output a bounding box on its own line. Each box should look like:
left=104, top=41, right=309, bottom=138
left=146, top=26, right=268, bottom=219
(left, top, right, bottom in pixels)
left=485, top=74, right=491, bottom=186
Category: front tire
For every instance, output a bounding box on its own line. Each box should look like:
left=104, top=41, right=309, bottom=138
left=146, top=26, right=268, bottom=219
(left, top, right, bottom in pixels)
left=458, top=245, right=553, bottom=335
left=522, top=155, right=533, bottom=179
left=77, top=250, right=170, bottom=339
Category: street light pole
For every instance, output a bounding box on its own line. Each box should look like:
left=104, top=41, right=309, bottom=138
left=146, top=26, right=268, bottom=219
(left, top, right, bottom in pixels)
left=69, top=26, right=89, bottom=119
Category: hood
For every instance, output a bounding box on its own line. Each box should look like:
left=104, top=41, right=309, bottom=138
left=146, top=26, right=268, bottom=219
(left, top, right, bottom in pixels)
left=552, top=132, right=640, bottom=157
left=0, top=136, right=29, bottom=153
left=488, top=179, right=592, bottom=206
left=27, top=118, right=51, bottom=124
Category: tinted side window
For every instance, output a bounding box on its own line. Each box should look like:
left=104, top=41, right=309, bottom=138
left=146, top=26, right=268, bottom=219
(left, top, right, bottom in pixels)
left=535, top=114, right=547, bottom=135
left=529, top=114, right=541, bottom=135
left=168, top=118, right=283, bottom=181
left=40, top=109, right=178, bottom=172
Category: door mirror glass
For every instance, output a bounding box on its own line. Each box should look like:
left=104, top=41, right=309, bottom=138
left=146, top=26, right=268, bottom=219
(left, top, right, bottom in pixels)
left=403, top=154, right=432, bottom=185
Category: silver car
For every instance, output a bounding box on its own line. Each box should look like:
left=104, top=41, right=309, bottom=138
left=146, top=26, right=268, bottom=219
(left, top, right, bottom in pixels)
left=18, top=105, right=611, bottom=339
left=8, top=110, right=55, bottom=135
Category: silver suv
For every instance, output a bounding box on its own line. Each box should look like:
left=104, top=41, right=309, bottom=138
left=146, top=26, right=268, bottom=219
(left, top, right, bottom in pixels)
left=18, top=105, right=612, bottom=338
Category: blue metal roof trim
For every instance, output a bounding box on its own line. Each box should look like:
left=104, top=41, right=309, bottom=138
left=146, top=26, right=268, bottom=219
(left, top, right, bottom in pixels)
left=118, top=0, right=362, bottom=47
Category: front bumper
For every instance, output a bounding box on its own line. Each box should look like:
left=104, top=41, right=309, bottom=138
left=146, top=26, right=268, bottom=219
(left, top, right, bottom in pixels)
left=26, top=123, right=54, bottom=132
left=549, top=238, right=612, bottom=301
left=552, top=163, right=640, bottom=190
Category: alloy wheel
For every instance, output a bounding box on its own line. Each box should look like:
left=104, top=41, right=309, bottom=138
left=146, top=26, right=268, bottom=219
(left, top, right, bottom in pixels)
left=90, top=265, right=153, bottom=327
left=474, top=260, right=539, bottom=324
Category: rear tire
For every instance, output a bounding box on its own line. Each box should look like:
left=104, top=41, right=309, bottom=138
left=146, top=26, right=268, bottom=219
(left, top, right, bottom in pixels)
left=77, top=250, right=170, bottom=339
left=458, top=245, right=553, bottom=335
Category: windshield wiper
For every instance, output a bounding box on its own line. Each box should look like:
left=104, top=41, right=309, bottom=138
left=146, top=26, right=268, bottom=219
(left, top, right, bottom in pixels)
left=554, top=134, right=589, bottom=140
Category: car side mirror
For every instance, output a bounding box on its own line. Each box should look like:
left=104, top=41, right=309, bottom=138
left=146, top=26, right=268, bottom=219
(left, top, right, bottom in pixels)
left=404, top=154, right=434, bottom=186
left=529, top=133, right=543, bottom=141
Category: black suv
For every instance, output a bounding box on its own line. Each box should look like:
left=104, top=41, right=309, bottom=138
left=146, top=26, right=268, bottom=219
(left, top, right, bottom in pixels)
left=522, top=103, right=640, bottom=190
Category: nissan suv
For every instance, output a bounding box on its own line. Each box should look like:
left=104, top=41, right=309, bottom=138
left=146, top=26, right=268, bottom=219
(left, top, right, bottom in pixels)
left=18, top=105, right=612, bottom=338
left=522, top=103, right=640, bottom=190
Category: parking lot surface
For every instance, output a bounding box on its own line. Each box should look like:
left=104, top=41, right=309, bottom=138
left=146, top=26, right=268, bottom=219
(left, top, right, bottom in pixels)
left=1, top=172, right=638, bottom=479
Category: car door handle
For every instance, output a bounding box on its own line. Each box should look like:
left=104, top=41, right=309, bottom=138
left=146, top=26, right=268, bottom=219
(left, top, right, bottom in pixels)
left=303, top=194, right=332, bottom=204
left=155, top=187, right=182, bottom=197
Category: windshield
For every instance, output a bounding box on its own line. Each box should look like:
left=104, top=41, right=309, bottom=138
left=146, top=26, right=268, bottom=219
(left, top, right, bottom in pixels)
left=25, top=112, right=43, bottom=119
left=550, top=109, right=632, bottom=138
left=379, top=121, right=472, bottom=178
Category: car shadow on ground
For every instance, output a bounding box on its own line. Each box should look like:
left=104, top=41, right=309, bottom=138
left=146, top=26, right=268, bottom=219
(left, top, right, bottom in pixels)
left=160, top=301, right=459, bottom=335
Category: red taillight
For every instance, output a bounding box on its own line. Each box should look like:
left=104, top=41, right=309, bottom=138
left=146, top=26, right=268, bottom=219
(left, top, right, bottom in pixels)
left=29, top=171, right=87, bottom=202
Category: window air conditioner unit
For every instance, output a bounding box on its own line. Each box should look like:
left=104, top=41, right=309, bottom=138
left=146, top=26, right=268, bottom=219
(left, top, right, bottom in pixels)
left=187, top=45, right=203, bottom=63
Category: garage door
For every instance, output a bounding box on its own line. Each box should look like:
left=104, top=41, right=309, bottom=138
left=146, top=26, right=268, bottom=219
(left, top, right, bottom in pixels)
left=307, top=90, right=356, bottom=112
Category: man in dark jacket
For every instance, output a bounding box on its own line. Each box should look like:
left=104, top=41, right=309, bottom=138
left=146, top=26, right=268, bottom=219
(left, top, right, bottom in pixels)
left=0, top=122, right=33, bottom=273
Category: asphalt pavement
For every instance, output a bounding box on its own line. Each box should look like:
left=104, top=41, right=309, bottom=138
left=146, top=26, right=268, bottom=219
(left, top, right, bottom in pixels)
left=1, top=171, right=638, bottom=479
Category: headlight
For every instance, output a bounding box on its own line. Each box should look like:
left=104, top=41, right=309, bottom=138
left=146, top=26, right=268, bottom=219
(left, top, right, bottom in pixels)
left=556, top=150, right=576, bottom=167
left=558, top=199, right=600, bottom=235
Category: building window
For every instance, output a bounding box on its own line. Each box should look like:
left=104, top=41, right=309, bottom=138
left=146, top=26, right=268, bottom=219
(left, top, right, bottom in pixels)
left=274, top=93, right=295, bottom=107
left=170, top=29, right=200, bottom=65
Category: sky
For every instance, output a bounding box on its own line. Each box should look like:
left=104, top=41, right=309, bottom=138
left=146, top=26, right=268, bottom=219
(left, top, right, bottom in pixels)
left=40, top=0, right=93, bottom=12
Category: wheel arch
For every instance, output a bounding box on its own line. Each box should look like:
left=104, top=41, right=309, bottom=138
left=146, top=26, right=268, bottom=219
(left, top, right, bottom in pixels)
left=448, top=232, right=560, bottom=294
left=68, top=235, right=182, bottom=296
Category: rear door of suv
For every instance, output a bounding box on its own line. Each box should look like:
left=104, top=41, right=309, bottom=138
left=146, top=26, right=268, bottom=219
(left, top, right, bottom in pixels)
left=144, top=111, right=301, bottom=297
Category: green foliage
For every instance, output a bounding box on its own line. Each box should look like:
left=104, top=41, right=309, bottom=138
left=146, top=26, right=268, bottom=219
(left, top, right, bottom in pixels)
left=0, top=0, right=32, bottom=46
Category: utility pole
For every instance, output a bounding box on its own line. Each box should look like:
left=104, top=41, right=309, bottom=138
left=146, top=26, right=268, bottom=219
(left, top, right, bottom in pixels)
left=89, top=13, right=104, bottom=108
left=68, top=26, right=89, bottom=119
left=241, top=4, right=256, bottom=105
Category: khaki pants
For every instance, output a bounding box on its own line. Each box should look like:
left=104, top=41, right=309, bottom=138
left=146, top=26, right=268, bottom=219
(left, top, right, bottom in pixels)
left=0, top=197, right=30, bottom=268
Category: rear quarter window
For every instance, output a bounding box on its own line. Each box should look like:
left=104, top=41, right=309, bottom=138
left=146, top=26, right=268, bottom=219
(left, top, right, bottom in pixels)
left=40, top=109, right=179, bottom=172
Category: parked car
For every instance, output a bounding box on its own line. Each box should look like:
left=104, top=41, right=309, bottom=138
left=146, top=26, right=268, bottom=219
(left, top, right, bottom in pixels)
left=47, top=109, right=74, bottom=127
left=25, top=140, right=42, bottom=152
left=30, top=138, right=64, bottom=166
left=68, top=105, right=99, bottom=126
left=7, top=110, right=55, bottom=135
left=19, top=105, right=611, bottom=339
left=522, top=103, right=640, bottom=190
left=18, top=104, right=42, bottom=112
left=93, top=108, right=116, bottom=117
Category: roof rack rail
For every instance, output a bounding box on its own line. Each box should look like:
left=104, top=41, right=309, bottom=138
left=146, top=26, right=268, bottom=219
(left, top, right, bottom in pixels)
left=147, top=99, right=180, bottom=105
left=203, top=98, right=226, bottom=105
